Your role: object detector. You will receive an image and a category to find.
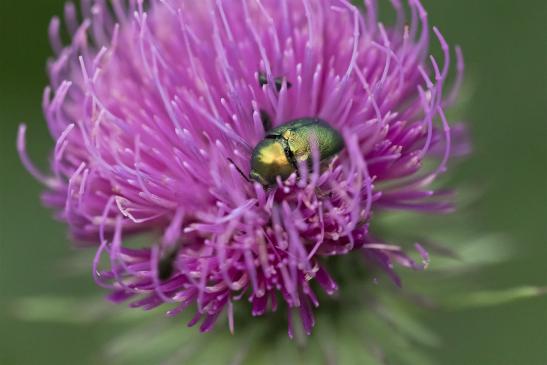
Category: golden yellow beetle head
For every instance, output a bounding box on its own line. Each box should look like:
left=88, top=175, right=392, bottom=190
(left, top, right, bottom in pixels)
left=250, top=139, right=295, bottom=185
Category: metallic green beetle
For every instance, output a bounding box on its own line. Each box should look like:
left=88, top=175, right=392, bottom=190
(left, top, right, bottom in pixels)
left=250, top=118, right=345, bottom=185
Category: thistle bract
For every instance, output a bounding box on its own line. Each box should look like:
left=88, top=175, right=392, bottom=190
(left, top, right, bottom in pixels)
left=19, top=0, right=464, bottom=335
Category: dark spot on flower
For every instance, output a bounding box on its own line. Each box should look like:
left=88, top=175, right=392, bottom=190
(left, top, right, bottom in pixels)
left=258, top=72, right=292, bottom=92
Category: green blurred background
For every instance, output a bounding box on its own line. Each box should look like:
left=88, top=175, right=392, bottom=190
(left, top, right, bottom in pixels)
left=0, top=0, right=545, bottom=364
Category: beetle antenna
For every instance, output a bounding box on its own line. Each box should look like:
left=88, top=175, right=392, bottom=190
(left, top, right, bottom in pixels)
left=228, top=158, right=251, bottom=182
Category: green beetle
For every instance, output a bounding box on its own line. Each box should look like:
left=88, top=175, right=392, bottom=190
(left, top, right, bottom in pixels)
left=249, top=117, right=345, bottom=186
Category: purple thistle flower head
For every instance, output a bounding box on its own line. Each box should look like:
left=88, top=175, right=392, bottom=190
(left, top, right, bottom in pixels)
left=18, top=0, right=465, bottom=336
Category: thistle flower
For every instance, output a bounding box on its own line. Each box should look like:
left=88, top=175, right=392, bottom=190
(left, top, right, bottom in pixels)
left=18, top=0, right=464, bottom=336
